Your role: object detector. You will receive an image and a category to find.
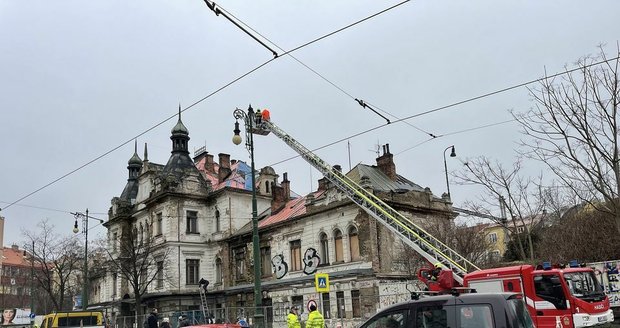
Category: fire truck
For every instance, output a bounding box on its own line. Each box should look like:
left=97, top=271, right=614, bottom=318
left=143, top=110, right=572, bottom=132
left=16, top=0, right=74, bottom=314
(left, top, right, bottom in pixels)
left=246, top=107, right=613, bottom=328
left=587, top=260, right=620, bottom=318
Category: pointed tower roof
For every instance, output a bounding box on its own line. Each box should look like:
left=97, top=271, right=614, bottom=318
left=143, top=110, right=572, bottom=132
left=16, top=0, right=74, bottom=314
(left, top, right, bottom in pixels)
left=128, top=140, right=142, bottom=165
left=120, top=140, right=142, bottom=202
left=162, top=105, right=198, bottom=176
left=171, top=105, right=189, bottom=135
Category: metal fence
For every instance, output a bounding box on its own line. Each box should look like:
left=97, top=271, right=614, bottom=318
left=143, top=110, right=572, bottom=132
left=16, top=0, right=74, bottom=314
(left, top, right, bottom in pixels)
left=112, top=293, right=414, bottom=328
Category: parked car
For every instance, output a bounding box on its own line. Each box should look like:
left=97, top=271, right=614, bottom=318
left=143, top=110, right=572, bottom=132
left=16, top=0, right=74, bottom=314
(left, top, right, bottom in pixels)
left=359, top=292, right=534, bottom=328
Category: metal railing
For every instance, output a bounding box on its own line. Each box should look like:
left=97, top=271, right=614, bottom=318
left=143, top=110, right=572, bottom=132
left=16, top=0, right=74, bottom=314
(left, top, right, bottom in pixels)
left=111, top=293, right=415, bottom=328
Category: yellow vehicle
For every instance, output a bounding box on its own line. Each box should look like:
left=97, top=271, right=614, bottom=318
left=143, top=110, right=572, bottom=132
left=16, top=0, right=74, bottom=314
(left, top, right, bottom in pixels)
left=40, top=311, right=105, bottom=328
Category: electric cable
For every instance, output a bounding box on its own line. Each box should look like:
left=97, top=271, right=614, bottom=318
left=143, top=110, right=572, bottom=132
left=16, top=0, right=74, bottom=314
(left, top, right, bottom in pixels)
left=266, top=54, right=620, bottom=167
left=2, top=2, right=407, bottom=212
left=4, top=7, right=618, bottom=212
left=217, top=1, right=438, bottom=135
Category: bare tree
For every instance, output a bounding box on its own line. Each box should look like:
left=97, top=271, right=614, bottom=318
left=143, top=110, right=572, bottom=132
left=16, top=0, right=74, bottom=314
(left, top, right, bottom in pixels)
left=514, top=45, right=620, bottom=232
left=536, top=206, right=620, bottom=262
left=424, top=218, right=490, bottom=269
left=453, top=156, right=547, bottom=261
left=23, top=220, right=83, bottom=311
left=105, top=220, right=172, bottom=317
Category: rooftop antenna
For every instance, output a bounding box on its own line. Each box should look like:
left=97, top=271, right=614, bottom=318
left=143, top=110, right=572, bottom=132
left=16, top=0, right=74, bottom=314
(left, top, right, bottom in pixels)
left=368, top=141, right=380, bottom=157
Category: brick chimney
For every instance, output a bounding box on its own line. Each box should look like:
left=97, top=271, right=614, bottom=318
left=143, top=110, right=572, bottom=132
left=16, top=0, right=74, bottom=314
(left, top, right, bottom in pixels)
left=271, top=173, right=290, bottom=213
left=281, top=172, right=290, bottom=200
left=318, top=177, right=329, bottom=191
left=218, top=153, right=231, bottom=182
left=376, top=143, right=396, bottom=181
left=205, top=153, right=215, bottom=173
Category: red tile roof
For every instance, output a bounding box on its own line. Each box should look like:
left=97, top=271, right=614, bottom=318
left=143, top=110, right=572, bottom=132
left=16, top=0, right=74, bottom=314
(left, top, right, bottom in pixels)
left=2, top=247, right=31, bottom=267
left=259, top=190, right=325, bottom=228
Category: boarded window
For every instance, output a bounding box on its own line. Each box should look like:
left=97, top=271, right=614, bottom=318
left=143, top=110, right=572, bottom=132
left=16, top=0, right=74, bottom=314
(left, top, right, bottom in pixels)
left=261, top=247, right=271, bottom=277
left=290, top=240, right=302, bottom=271
left=334, top=230, right=344, bottom=262
left=320, top=232, right=330, bottom=265
left=349, top=226, right=360, bottom=261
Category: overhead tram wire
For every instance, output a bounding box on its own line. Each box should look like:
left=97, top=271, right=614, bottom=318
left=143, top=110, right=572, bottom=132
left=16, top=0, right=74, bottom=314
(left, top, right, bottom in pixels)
left=215, top=1, right=441, bottom=136
left=5, top=4, right=618, bottom=211
left=266, top=54, right=620, bottom=168
left=3, top=2, right=411, bottom=212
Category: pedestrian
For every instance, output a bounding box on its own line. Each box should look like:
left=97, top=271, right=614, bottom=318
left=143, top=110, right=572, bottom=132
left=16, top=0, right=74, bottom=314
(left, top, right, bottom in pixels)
left=287, top=306, right=300, bottom=328
left=306, top=304, right=324, bottom=328
left=178, top=315, right=189, bottom=328
left=161, top=318, right=171, bottom=328
left=146, top=309, right=158, bottom=328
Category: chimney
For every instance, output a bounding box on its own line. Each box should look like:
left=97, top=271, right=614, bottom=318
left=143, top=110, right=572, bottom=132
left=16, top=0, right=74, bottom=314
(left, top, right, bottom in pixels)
left=282, top=172, right=290, bottom=200
left=218, top=153, right=231, bottom=182
left=318, top=177, right=329, bottom=191
left=333, top=165, right=342, bottom=172
left=271, top=173, right=291, bottom=213
left=205, top=153, right=215, bottom=173
left=376, top=143, right=396, bottom=181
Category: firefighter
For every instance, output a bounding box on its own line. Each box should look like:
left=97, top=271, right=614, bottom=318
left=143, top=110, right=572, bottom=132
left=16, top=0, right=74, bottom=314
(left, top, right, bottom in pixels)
left=430, top=262, right=443, bottom=281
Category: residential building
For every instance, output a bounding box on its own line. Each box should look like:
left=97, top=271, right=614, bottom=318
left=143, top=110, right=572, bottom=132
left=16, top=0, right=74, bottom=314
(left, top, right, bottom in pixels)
left=94, top=111, right=456, bottom=328
left=0, top=245, right=33, bottom=310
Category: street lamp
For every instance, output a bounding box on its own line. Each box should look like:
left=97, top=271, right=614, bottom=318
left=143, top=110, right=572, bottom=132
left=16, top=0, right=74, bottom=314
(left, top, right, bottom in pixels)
left=72, top=209, right=104, bottom=310
left=232, top=105, right=264, bottom=328
left=443, top=145, right=456, bottom=197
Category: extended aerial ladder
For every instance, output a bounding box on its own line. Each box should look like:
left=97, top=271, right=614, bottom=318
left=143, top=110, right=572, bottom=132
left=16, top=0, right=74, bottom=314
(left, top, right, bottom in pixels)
left=251, top=110, right=480, bottom=285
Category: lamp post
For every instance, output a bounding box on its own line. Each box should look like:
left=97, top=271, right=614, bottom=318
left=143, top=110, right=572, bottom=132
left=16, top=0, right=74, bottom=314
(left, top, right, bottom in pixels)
left=232, top=105, right=263, bottom=328
left=443, top=145, right=456, bottom=197
left=72, top=209, right=104, bottom=310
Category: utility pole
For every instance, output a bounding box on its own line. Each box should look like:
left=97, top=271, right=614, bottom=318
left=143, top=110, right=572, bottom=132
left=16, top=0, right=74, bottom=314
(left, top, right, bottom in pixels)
left=30, top=240, right=34, bottom=325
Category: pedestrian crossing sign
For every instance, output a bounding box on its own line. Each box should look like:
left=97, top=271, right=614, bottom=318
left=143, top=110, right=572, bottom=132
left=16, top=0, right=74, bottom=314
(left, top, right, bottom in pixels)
left=315, top=273, right=329, bottom=292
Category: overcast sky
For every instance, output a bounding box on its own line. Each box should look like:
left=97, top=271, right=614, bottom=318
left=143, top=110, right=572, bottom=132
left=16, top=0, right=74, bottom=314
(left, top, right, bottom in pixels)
left=1, top=0, right=619, bottom=246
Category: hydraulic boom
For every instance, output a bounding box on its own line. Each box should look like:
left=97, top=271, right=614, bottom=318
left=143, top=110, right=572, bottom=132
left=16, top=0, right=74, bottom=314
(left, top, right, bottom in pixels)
left=251, top=109, right=479, bottom=284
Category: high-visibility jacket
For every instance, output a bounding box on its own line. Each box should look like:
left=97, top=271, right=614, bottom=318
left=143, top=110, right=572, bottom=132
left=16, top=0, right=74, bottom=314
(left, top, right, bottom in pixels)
left=306, top=310, right=324, bottom=328
left=287, top=313, right=301, bottom=328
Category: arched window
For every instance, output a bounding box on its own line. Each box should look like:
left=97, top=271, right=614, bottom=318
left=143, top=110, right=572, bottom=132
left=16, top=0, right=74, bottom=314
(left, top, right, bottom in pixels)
left=133, top=227, right=138, bottom=246
left=265, top=181, right=270, bottom=194
left=349, top=226, right=360, bottom=261
left=215, top=209, right=221, bottom=232
left=139, top=224, right=144, bottom=246
left=334, top=229, right=344, bottom=262
left=215, top=258, right=223, bottom=284
left=320, top=232, right=330, bottom=265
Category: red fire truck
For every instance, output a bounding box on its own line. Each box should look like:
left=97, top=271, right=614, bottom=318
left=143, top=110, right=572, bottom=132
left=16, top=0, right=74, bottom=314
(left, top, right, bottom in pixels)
left=250, top=109, right=614, bottom=328
left=418, top=262, right=613, bottom=327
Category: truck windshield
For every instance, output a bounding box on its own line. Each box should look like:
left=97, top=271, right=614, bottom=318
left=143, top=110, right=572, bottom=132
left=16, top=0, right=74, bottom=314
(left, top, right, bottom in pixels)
left=564, top=271, right=605, bottom=300
left=507, top=298, right=535, bottom=328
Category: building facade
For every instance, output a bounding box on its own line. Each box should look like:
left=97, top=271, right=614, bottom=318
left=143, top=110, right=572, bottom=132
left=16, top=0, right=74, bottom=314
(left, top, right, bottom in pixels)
left=93, top=112, right=456, bottom=328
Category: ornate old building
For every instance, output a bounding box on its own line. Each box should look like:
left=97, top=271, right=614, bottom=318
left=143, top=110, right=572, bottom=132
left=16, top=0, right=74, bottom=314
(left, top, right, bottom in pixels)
left=93, top=110, right=455, bottom=328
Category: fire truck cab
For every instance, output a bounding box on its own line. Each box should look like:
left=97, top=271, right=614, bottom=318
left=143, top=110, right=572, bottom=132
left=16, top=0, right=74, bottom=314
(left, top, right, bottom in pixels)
left=463, top=264, right=614, bottom=328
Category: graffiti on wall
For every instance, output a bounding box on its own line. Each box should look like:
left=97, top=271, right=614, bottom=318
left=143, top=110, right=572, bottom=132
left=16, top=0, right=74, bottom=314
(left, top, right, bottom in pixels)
left=272, top=254, right=289, bottom=279
left=303, top=247, right=321, bottom=275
